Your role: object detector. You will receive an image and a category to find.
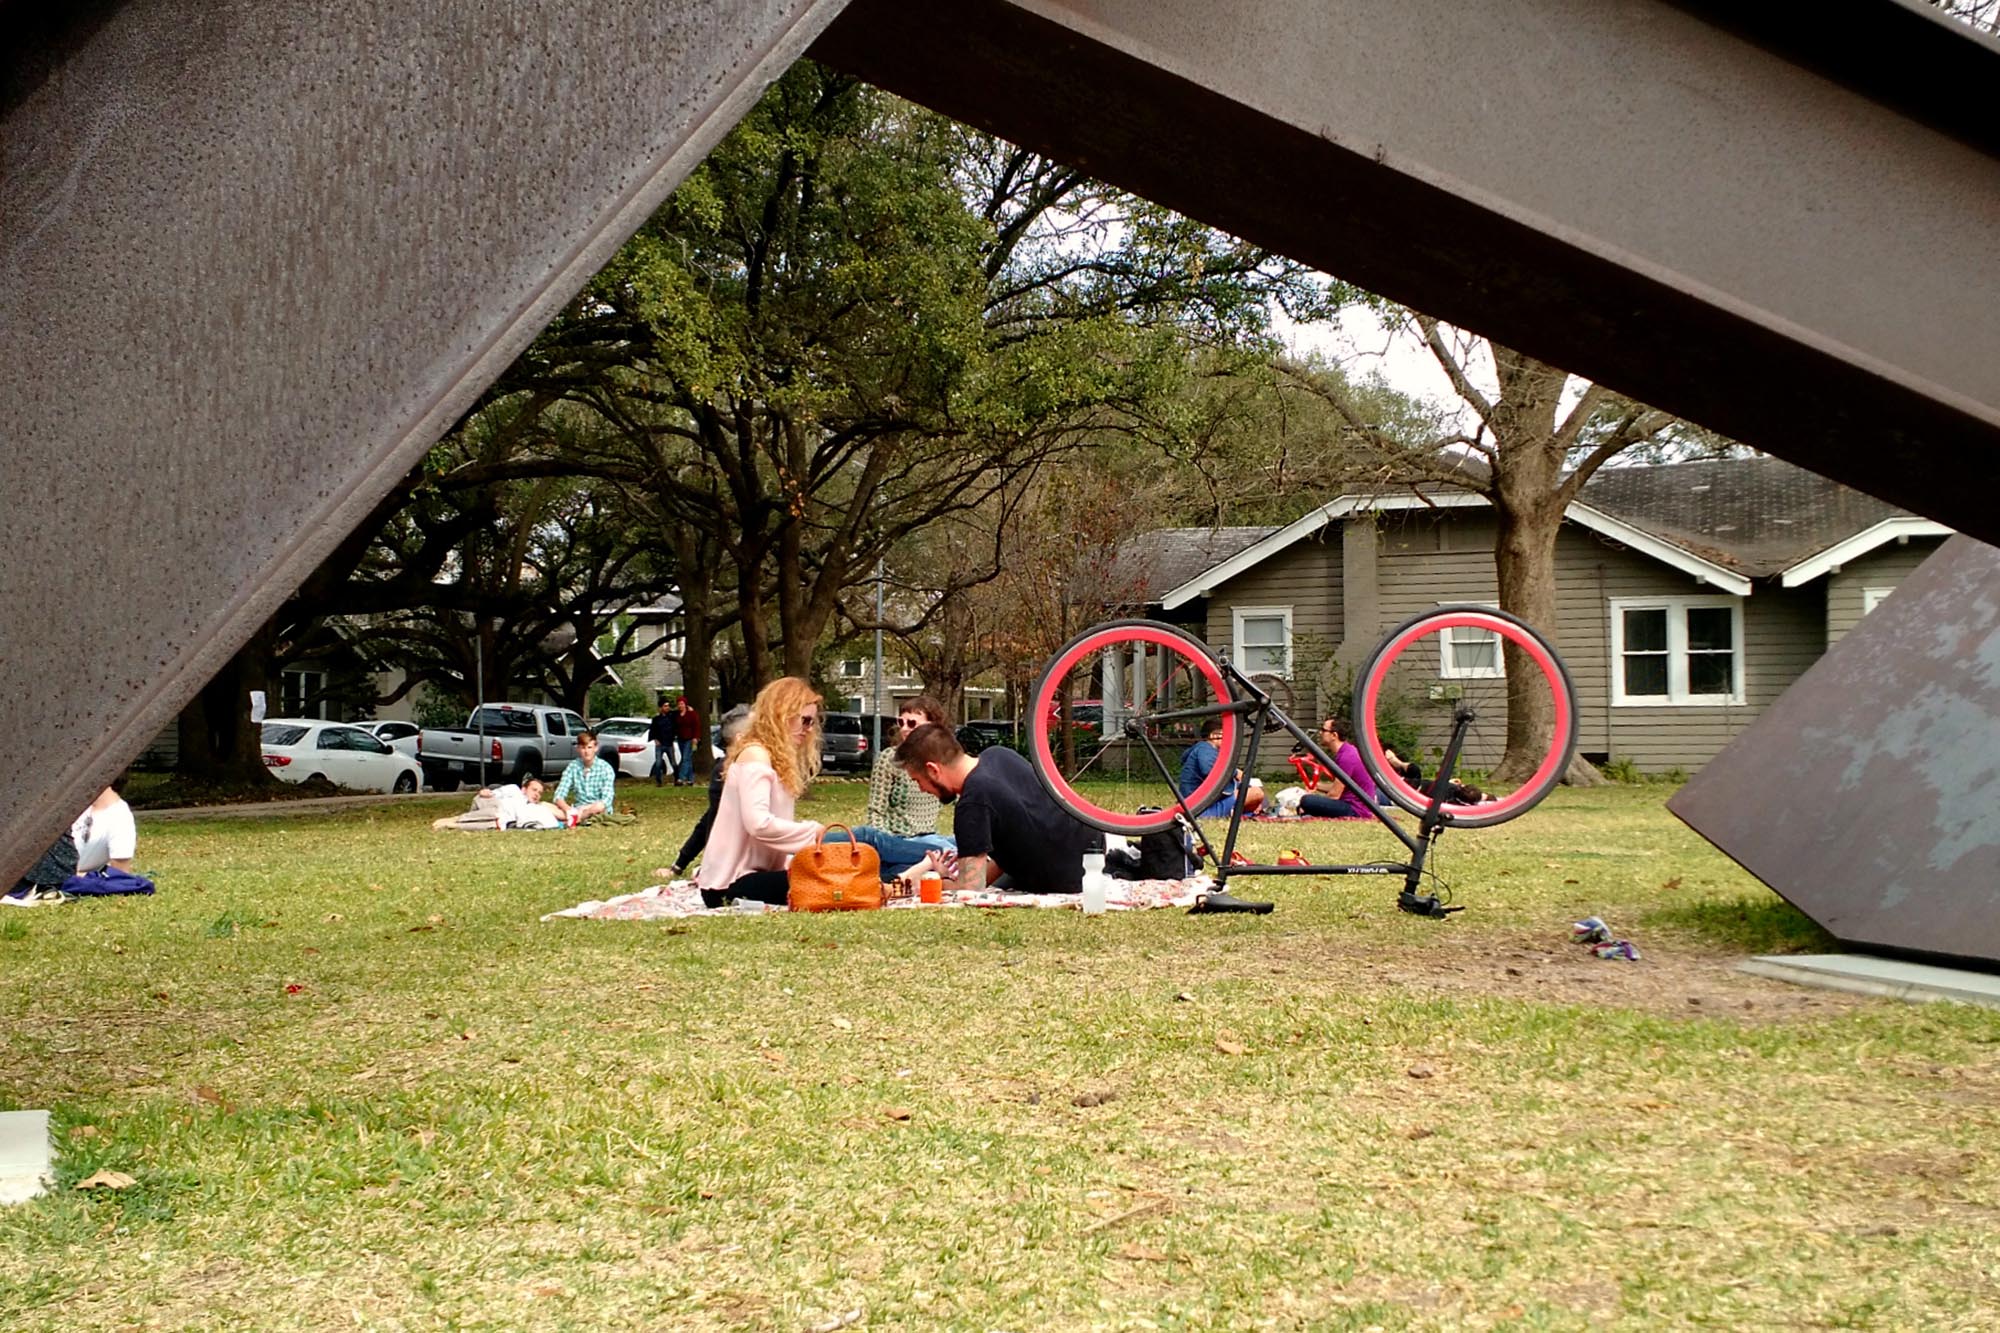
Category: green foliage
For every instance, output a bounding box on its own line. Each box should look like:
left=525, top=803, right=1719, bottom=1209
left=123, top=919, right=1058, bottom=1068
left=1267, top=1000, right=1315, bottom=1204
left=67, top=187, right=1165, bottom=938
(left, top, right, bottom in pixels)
left=1603, top=755, right=1643, bottom=784
left=587, top=681, right=653, bottom=721
left=411, top=686, right=465, bottom=731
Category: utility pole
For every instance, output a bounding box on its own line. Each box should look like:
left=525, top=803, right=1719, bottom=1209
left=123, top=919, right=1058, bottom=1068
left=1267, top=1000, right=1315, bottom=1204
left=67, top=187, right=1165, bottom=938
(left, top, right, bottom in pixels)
left=871, top=556, right=885, bottom=753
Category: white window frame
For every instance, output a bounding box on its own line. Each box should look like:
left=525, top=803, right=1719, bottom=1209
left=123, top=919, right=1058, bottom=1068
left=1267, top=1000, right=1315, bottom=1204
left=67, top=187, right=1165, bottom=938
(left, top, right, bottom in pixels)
left=1437, top=601, right=1505, bottom=680
left=1860, top=586, right=1894, bottom=617
left=839, top=659, right=864, bottom=678
left=1231, top=605, right=1293, bottom=676
left=1609, top=596, right=1746, bottom=707
left=281, top=668, right=330, bottom=720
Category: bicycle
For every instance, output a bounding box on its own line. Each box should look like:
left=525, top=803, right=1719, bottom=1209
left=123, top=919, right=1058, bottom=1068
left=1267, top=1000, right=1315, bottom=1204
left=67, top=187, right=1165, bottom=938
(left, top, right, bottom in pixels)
left=1027, top=606, right=1579, bottom=917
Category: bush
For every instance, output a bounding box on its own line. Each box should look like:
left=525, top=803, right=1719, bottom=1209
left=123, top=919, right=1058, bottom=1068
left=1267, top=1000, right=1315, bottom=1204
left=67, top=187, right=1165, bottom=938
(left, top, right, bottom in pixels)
left=1602, top=755, right=1642, bottom=784
left=588, top=681, right=654, bottom=720
left=412, top=686, right=467, bottom=730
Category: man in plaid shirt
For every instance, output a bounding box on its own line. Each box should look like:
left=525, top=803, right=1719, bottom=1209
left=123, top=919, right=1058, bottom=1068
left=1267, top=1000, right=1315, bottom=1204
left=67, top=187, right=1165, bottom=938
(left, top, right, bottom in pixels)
left=552, top=731, right=617, bottom=823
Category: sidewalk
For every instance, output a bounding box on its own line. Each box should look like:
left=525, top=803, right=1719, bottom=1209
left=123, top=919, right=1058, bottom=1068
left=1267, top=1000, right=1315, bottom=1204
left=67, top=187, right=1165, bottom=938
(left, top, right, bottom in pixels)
left=138, top=792, right=455, bottom=822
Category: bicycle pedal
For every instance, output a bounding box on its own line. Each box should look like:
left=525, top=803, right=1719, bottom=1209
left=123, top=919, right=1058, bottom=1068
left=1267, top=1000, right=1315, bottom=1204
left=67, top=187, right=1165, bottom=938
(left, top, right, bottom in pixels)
left=1397, top=891, right=1461, bottom=919
left=1189, top=891, right=1275, bottom=915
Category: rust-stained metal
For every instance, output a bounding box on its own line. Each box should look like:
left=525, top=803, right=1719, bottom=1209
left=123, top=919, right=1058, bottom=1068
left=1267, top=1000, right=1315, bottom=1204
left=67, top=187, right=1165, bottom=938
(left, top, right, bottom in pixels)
left=8, top=0, right=2000, bottom=890
left=1670, top=537, right=2000, bottom=967
left=813, top=0, right=2000, bottom=540
left=0, top=0, right=853, bottom=886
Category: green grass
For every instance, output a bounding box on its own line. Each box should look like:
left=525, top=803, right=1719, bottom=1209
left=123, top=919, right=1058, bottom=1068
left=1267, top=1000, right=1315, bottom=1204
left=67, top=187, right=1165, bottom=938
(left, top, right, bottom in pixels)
left=3, top=784, right=1998, bottom=1329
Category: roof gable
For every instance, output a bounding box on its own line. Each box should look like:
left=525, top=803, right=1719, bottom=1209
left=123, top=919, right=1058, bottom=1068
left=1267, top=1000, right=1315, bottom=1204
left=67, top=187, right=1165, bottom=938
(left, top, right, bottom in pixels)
left=1153, top=457, right=1953, bottom=605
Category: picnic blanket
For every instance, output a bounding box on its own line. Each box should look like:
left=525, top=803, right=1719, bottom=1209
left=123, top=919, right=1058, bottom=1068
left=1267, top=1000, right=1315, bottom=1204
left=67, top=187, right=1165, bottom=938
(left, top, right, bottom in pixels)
left=1247, top=811, right=1378, bottom=823
left=542, top=876, right=1212, bottom=922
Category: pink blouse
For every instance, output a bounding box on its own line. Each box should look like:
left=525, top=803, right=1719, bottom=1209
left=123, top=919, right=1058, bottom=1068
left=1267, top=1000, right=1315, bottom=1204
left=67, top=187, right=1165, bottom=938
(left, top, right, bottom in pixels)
left=693, top=752, right=822, bottom=893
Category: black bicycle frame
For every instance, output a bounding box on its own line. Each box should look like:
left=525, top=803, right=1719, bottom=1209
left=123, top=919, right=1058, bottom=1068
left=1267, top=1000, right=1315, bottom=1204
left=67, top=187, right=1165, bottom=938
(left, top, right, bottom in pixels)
left=1119, top=655, right=1479, bottom=916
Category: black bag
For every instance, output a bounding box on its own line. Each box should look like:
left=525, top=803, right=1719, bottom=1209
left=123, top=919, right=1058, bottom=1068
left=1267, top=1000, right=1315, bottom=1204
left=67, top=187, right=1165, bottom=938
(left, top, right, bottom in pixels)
left=1130, top=808, right=1203, bottom=880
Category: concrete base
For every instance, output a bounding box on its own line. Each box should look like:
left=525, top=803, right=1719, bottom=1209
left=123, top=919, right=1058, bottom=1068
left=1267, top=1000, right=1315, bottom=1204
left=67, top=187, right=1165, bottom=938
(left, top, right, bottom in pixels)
left=1741, top=954, right=2000, bottom=1010
left=0, top=1110, right=52, bottom=1205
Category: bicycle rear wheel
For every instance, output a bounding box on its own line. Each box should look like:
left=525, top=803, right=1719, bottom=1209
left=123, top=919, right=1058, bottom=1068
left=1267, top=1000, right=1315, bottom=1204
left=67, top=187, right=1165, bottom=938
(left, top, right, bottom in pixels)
left=1353, top=605, right=1577, bottom=829
left=1029, top=619, right=1241, bottom=835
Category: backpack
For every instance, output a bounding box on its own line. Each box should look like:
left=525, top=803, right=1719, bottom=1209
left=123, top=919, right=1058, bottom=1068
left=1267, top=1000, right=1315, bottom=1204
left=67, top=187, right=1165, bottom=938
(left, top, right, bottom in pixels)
left=1131, top=808, right=1203, bottom=880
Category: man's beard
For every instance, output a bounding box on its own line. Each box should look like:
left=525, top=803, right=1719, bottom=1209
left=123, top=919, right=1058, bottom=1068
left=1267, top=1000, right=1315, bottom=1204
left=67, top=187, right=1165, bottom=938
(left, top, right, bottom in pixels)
left=935, top=790, right=956, bottom=805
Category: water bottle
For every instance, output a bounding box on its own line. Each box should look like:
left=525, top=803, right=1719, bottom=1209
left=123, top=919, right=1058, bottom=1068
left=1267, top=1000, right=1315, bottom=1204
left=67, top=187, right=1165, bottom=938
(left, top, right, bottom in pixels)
left=1080, top=851, right=1108, bottom=915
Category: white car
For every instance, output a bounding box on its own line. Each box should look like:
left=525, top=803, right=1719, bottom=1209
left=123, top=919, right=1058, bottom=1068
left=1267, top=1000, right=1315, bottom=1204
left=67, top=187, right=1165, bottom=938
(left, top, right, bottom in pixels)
left=359, top=719, right=421, bottom=758
left=261, top=718, right=426, bottom=793
left=593, top=716, right=660, bottom=780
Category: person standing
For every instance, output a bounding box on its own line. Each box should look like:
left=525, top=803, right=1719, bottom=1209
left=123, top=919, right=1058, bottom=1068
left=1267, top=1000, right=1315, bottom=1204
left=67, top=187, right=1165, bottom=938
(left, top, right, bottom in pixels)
left=674, top=695, right=702, bottom=786
left=647, top=698, right=678, bottom=786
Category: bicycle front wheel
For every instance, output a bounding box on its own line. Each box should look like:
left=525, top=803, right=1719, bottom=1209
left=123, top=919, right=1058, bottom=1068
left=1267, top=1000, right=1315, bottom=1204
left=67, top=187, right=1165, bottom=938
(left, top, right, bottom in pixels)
left=1029, top=619, right=1241, bottom=835
left=1353, top=605, right=1577, bottom=829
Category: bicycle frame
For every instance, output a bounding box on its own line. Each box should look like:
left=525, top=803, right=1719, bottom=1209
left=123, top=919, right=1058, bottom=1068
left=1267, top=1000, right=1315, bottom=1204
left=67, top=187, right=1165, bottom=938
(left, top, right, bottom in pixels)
left=1117, top=654, right=1479, bottom=917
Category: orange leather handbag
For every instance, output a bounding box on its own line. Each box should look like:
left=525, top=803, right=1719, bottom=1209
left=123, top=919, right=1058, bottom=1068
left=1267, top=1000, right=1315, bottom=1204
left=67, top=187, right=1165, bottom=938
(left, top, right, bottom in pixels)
left=787, top=825, right=885, bottom=912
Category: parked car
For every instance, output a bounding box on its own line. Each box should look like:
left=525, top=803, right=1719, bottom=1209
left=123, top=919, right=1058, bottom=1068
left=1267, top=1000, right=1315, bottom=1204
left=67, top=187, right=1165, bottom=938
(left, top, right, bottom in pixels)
left=261, top=719, right=425, bottom=793
left=417, top=703, right=589, bottom=791
left=359, top=719, right=420, bottom=758
left=819, top=712, right=898, bottom=774
left=955, top=718, right=1019, bottom=755
left=592, top=716, right=658, bottom=779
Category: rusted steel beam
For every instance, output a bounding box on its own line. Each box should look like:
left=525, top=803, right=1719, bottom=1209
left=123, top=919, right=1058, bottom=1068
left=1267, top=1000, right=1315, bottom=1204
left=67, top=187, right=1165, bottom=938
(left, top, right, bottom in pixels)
left=814, top=0, right=2000, bottom=541
left=0, top=0, right=852, bottom=886
left=1670, top=537, right=2000, bottom=966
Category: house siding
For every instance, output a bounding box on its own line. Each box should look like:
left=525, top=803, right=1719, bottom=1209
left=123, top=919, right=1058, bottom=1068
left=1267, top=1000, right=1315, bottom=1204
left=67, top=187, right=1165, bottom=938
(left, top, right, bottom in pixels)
left=1206, top=509, right=1826, bottom=777
left=1825, top=537, right=1944, bottom=645
left=1201, top=529, right=1343, bottom=765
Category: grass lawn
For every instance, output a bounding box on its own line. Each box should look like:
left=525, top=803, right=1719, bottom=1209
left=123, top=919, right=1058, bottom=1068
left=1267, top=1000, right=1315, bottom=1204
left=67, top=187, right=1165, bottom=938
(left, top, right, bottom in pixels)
left=4, top=782, right=1998, bottom=1330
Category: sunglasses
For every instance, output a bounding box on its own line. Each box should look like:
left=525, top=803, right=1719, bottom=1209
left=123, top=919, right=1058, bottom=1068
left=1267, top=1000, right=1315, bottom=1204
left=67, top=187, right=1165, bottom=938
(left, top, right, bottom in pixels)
left=897, top=717, right=922, bottom=729
left=796, top=713, right=819, bottom=728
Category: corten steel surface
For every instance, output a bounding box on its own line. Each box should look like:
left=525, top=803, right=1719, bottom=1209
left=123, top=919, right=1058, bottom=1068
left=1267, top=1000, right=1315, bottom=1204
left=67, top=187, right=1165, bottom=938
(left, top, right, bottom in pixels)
left=8, top=0, right=2000, bottom=888
left=0, top=0, right=852, bottom=887
left=812, top=0, right=2000, bottom=540
left=1670, top=537, right=2000, bottom=968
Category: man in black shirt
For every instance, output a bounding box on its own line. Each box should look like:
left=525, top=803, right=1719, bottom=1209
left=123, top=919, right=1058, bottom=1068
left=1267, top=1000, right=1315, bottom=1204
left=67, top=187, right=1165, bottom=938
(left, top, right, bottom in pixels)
left=646, top=699, right=679, bottom=786
left=896, top=723, right=1098, bottom=892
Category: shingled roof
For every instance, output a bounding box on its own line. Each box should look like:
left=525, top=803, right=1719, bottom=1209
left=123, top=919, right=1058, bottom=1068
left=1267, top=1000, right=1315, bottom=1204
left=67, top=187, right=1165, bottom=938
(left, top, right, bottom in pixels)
left=1106, top=525, right=1278, bottom=605
left=1135, top=456, right=1951, bottom=607
left=1577, top=455, right=1911, bottom=577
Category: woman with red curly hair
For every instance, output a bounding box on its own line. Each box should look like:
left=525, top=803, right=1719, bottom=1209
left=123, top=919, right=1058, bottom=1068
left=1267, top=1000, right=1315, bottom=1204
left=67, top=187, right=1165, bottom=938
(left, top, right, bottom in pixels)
left=693, top=676, right=826, bottom=907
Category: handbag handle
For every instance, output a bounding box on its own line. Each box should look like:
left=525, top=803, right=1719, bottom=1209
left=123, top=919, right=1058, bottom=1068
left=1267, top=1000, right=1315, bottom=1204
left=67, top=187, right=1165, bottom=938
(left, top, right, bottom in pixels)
left=815, top=824, right=864, bottom=867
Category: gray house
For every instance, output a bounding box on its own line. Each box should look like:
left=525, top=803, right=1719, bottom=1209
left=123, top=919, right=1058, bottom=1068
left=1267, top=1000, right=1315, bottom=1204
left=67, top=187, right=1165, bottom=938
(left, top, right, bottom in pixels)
left=1121, top=458, right=1955, bottom=774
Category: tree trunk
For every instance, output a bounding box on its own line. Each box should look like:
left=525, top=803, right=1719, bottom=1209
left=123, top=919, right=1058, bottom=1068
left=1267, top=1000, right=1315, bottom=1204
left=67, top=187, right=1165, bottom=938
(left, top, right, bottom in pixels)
left=672, top=526, right=719, bottom=779
left=1491, top=495, right=1564, bottom=786
left=177, top=624, right=276, bottom=784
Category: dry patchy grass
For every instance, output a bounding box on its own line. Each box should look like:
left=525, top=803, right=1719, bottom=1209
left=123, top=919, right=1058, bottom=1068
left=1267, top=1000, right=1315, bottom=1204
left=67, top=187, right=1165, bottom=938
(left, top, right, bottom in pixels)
left=3, top=784, right=1998, bottom=1330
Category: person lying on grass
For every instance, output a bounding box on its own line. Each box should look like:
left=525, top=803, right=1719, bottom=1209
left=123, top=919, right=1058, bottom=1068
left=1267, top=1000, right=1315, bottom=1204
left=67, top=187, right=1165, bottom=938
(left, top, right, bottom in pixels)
left=551, top=731, right=615, bottom=824
left=896, top=722, right=1098, bottom=894
left=431, top=778, right=561, bottom=830
left=693, top=677, right=826, bottom=908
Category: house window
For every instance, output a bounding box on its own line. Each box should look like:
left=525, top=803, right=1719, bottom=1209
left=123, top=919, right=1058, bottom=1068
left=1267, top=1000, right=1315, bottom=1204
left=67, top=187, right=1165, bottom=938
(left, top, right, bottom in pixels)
left=1610, top=597, right=1745, bottom=706
left=1232, top=606, right=1292, bottom=675
left=1861, top=587, right=1893, bottom=617
left=839, top=659, right=864, bottom=678
left=280, top=669, right=329, bottom=720
left=1438, top=603, right=1503, bottom=680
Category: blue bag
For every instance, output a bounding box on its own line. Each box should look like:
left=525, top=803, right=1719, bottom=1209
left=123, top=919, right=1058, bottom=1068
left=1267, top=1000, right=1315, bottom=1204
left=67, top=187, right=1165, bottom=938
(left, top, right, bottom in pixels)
left=59, top=867, right=156, bottom=896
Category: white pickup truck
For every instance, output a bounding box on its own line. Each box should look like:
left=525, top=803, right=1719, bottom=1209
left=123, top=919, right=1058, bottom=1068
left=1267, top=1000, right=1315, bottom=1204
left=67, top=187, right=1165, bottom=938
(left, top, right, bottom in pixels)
left=417, top=703, right=589, bottom=791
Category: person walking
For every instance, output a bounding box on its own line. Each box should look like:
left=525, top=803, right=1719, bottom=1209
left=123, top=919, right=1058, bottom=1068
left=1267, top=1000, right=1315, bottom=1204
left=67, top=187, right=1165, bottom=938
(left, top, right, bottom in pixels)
left=647, top=698, right=678, bottom=786
left=674, top=695, right=702, bottom=786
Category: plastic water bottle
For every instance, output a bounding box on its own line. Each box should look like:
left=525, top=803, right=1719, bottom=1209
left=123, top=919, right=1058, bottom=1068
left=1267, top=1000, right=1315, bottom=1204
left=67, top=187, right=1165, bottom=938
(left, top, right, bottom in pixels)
left=1080, top=852, right=1108, bottom=916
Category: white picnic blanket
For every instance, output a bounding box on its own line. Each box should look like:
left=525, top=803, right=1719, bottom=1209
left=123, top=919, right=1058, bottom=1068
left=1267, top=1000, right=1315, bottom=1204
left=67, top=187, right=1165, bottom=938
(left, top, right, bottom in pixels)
left=541, top=876, right=1212, bottom=922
